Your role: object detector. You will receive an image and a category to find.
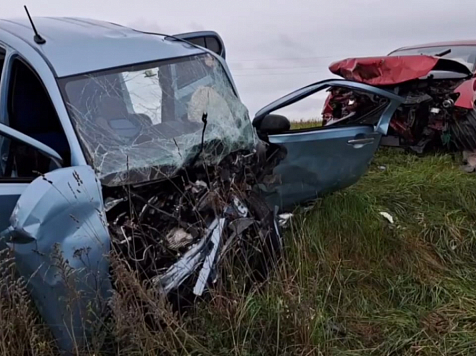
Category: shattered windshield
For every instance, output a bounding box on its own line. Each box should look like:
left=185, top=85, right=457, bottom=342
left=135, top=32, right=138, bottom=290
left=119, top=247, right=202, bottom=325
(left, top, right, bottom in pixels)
left=59, top=54, right=256, bottom=186
left=390, top=46, right=476, bottom=70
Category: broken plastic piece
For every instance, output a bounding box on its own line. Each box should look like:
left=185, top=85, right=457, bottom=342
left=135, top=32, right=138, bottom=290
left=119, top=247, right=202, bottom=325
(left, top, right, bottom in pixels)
left=166, top=227, right=194, bottom=250
left=278, top=213, right=293, bottom=228
left=232, top=196, right=248, bottom=217
left=155, top=236, right=209, bottom=294
left=379, top=212, right=394, bottom=224
left=219, top=217, right=255, bottom=262
left=104, top=196, right=127, bottom=211
left=155, top=218, right=219, bottom=294
left=461, top=150, right=476, bottom=173
left=193, top=218, right=225, bottom=296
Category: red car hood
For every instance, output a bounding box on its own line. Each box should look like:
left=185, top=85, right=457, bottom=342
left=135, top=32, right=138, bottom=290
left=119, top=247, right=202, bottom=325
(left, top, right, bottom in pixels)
left=329, top=55, right=473, bottom=86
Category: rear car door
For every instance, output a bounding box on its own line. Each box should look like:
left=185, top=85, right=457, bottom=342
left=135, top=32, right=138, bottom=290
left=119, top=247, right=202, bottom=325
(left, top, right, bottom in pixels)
left=253, top=79, right=404, bottom=211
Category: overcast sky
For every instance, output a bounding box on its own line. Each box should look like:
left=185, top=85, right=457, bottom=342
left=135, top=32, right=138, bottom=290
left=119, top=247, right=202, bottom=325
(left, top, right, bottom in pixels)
left=4, top=0, right=476, bottom=119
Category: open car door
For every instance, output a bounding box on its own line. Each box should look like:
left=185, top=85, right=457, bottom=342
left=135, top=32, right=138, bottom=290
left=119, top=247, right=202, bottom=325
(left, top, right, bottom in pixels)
left=253, top=79, right=404, bottom=212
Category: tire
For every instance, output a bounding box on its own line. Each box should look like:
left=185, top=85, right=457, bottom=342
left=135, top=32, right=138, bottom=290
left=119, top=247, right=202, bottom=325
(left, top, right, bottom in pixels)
left=449, top=109, right=476, bottom=151
left=240, top=190, right=282, bottom=284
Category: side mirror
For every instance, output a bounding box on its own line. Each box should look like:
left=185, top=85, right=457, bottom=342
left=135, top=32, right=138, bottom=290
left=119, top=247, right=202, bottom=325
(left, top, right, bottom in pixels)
left=253, top=114, right=291, bottom=135
left=0, top=123, right=63, bottom=168
left=167, top=31, right=226, bottom=59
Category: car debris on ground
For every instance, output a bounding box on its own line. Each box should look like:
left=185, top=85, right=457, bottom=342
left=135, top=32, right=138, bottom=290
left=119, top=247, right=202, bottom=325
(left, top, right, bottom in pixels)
left=379, top=212, right=394, bottom=224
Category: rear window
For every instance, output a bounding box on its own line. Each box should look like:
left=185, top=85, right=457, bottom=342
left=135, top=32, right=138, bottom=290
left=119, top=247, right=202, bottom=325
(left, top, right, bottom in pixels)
left=390, top=46, right=476, bottom=71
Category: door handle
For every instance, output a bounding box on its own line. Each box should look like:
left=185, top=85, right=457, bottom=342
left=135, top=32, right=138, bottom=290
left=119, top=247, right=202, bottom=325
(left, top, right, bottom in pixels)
left=347, top=137, right=375, bottom=147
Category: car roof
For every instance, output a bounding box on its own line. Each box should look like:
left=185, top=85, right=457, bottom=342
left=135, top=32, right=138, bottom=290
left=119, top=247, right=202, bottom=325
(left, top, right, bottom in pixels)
left=0, top=17, right=205, bottom=78
left=391, top=40, right=476, bottom=54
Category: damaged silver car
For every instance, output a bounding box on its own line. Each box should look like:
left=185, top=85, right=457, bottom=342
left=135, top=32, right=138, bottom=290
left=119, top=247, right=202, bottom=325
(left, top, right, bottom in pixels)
left=0, top=16, right=405, bottom=353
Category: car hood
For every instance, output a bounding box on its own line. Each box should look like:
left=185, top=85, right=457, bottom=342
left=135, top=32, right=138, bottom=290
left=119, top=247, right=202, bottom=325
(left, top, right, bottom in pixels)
left=329, top=55, right=473, bottom=86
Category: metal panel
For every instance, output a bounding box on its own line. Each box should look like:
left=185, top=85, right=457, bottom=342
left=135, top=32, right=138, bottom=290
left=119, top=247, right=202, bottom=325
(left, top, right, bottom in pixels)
left=254, top=79, right=404, bottom=211
left=2, top=165, right=111, bottom=353
left=262, top=126, right=381, bottom=210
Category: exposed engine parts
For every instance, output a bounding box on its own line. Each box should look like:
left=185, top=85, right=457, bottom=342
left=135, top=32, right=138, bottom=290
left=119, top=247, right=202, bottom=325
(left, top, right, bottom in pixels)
left=442, top=99, right=455, bottom=108
left=323, top=78, right=476, bottom=154
left=103, top=149, right=283, bottom=300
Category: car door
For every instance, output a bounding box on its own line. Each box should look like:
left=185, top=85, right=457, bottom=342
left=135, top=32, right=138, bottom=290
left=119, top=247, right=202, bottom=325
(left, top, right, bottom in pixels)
left=253, top=79, right=404, bottom=212
left=0, top=121, right=65, bottom=248
left=0, top=45, right=16, bottom=233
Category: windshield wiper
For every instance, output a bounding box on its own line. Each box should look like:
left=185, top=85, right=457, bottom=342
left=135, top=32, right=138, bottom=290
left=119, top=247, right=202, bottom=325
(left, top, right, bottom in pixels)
left=435, top=49, right=451, bottom=57
left=190, top=112, right=208, bottom=166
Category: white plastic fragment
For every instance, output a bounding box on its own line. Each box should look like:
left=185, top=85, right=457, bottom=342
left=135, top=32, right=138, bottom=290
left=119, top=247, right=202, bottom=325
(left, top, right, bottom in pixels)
left=193, top=218, right=225, bottom=296
left=278, top=213, right=293, bottom=228
left=232, top=196, right=249, bottom=217
left=379, top=212, right=394, bottom=224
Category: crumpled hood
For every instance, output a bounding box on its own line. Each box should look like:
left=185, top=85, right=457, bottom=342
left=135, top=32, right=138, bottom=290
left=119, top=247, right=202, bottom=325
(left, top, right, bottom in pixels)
left=329, top=55, right=473, bottom=86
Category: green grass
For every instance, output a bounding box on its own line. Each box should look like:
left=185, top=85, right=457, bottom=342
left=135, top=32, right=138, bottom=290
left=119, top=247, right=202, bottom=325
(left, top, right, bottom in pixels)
left=3, top=148, right=476, bottom=355
left=192, top=149, right=476, bottom=355
left=291, top=118, right=323, bottom=130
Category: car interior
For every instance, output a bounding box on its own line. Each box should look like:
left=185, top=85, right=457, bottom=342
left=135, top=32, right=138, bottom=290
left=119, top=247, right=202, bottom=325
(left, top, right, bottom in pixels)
left=3, top=58, right=70, bottom=178
left=63, top=70, right=203, bottom=145
left=0, top=49, right=4, bottom=81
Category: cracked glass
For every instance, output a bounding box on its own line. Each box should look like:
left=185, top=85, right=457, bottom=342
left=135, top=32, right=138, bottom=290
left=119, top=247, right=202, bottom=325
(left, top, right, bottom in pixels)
left=59, top=54, right=257, bottom=186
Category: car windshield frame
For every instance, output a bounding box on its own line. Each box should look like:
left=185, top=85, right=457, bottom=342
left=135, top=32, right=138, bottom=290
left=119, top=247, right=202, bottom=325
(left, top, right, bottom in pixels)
left=389, top=45, right=476, bottom=71
left=57, top=53, right=257, bottom=186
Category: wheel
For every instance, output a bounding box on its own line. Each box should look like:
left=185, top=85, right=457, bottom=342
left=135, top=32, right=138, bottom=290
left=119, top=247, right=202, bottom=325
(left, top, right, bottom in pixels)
left=234, top=190, right=282, bottom=285
left=449, top=109, right=476, bottom=151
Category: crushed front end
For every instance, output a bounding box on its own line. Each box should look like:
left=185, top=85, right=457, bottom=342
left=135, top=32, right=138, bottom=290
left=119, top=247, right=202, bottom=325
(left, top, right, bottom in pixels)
left=323, top=55, right=476, bottom=158
left=103, top=146, right=282, bottom=302
left=2, top=52, right=287, bottom=353
left=60, top=52, right=288, bottom=300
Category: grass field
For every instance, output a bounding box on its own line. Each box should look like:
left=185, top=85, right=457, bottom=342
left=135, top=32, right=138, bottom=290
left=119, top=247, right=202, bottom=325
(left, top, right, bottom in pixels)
left=291, top=118, right=323, bottom=130
left=191, top=148, right=476, bottom=355
left=2, top=148, right=476, bottom=355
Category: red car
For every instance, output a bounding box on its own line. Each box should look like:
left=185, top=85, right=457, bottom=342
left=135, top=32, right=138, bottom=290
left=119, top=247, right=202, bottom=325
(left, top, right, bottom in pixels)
left=322, top=41, right=476, bottom=154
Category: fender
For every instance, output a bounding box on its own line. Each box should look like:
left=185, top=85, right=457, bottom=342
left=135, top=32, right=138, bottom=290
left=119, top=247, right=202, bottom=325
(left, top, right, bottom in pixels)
left=454, top=77, right=476, bottom=110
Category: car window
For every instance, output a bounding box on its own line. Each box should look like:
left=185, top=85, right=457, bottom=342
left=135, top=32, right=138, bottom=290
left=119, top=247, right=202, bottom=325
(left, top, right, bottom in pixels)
left=174, top=58, right=210, bottom=90
left=0, top=133, right=59, bottom=181
left=122, top=68, right=162, bottom=124
left=0, top=47, right=6, bottom=125
left=390, top=46, right=476, bottom=71
left=272, top=86, right=387, bottom=130
left=0, top=47, right=5, bottom=82
left=59, top=54, right=255, bottom=186
left=5, top=57, right=71, bottom=167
